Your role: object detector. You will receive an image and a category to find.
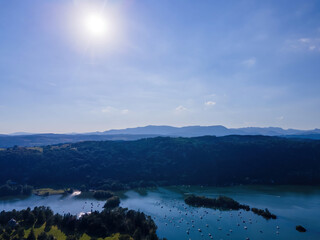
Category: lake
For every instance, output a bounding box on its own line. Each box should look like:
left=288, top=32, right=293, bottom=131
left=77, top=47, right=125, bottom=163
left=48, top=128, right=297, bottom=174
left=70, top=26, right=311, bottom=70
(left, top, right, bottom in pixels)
left=1, top=185, right=320, bottom=240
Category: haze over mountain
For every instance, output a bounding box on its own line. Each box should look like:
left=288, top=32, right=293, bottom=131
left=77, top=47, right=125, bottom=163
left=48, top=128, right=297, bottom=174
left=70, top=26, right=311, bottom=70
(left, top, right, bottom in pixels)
left=101, top=125, right=320, bottom=137
left=1, top=125, right=320, bottom=148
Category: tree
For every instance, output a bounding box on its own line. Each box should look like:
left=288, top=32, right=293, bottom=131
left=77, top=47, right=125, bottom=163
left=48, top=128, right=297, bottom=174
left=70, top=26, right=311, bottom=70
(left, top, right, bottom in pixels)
left=119, top=235, right=131, bottom=240
left=17, top=227, right=25, bottom=239
left=36, top=211, right=46, bottom=226
left=2, top=232, right=10, bottom=240
left=25, top=213, right=36, bottom=226
left=66, top=235, right=79, bottom=240
left=133, top=229, right=141, bottom=240
left=48, top=235, right=56, bottom=240
left=38, top=232, right=49, bottom=240
left=45, top=217, right=54, bottom=232
left=103, top=196, right=120, bottom=209
left=27, top=229, right=36, bottom=240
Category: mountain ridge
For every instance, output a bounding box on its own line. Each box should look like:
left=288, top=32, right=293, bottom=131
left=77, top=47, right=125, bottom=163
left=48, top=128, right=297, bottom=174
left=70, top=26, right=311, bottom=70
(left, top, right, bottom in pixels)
left=101, top=125, right=320, bottom=137
left=7, top=125, right=319, bottom=136
left=1, top=125, right=320, bottom=148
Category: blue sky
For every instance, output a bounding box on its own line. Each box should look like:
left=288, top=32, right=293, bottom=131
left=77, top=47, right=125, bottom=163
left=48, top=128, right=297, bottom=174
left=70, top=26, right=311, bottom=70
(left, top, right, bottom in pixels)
left=0, top=0, right=320, bottom=133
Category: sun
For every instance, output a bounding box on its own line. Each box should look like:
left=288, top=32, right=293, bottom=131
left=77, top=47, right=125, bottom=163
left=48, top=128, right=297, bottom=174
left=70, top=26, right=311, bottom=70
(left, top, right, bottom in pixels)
left=83, top=12, right=109, bottom=38
left=71, top=4, right=120, bottom=49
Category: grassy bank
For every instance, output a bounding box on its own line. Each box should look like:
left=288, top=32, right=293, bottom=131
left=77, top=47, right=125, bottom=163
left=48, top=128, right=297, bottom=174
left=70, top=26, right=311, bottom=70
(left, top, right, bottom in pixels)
left=33, top=188, right=75, bottom=196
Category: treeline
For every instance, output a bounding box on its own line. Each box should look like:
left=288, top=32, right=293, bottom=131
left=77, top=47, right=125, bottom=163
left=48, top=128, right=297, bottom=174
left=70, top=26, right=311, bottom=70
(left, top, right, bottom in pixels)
left=0, top=184, right=33, bottom=198
left=251, top=208, right=276, bottom=220
left=0, top=206, right=159, bottom=240
left=0, top=136, right=320, bottom=190
left=185, top=194, right=276, bottom=220
left=0, top=134, right=159, bottom=148
left=92, top=190, right=113, bottom=200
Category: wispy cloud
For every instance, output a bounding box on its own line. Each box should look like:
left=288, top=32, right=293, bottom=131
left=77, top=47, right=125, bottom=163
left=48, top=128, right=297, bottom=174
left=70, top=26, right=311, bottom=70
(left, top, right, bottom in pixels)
left=289, top=38, right=320, bottom=52
left=242, top=57, right=256, bottom=67
left=121, top=109, right=129, bottom=114
left=101, top=106, right=115, bottom=113
left=175, top=105, right=187, bottom=113
left=277, top=116, right=284, bottom=121
left=299, top=38, right=310, bottom=43
left=205, top=101, right=216, bottom=106
left=101, top=106, right=129, bottom=115
left=47, top=82, right=57, bottom=87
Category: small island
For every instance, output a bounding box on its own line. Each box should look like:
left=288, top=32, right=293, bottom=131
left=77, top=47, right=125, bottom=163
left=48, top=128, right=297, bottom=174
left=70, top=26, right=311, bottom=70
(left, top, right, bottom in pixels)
left=185, top=194, right=277, bottom=220
left=296, top=225, right=307, bottom=232
left=185, top=194, right=250, bottom=211
left=251, top=207, right=276, bottom=220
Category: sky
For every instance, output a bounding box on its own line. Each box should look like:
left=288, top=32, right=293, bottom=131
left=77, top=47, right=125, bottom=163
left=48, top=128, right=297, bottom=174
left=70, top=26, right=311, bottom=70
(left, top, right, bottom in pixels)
left=0, top=0, right=320, bottom=134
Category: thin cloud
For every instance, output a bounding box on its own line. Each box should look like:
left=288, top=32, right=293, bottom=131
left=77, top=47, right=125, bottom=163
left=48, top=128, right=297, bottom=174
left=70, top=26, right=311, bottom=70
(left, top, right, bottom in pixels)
left=175, top=105, right=187, bottom=113
left=121, top=109, right=129, bottom=114
left=47, top=82, right=57, bottom=87
left=277, top=116, right=284, bottom=121
left=289, top=38, right=320, bottom=52
left=101, top=106, right=129, bottom=115
left=299, top=38, right=310, bottom=43
left=205, top=101, right=216, bottom=106
left=101, top=106, right=115, bottom=113
left=242, top=57, right=256, bottom=67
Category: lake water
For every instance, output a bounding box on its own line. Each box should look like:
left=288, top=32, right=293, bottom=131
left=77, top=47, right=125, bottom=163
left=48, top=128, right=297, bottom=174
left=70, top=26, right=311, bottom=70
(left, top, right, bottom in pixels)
left=1, top=185, right=320, bottom=240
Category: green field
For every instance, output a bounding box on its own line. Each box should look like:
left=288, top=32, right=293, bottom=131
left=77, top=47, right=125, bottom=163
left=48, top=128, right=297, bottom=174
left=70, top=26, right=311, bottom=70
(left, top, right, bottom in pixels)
left=34, top=188, right=68, bottom=196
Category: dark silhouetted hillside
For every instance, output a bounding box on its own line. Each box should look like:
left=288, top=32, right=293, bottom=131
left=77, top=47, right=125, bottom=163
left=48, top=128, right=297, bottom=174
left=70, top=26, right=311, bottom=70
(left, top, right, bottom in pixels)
left=0, top=136, right=319, bottom=189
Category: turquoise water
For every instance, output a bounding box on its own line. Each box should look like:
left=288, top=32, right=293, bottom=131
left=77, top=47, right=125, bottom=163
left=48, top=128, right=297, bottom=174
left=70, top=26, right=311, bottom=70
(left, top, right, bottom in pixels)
left=1, top=186, right=320, bottom=240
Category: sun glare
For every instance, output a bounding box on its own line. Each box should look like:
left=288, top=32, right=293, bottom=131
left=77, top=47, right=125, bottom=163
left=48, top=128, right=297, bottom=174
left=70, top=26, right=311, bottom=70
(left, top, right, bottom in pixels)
left=70, top=3, right=121, bottom=51
left=84, top=13, right=108, bottom=38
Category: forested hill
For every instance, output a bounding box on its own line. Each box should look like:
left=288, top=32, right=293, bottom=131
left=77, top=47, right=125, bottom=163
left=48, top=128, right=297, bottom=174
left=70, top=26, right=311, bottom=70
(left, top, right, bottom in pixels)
left=0, top=136, right=320, bottom=189
left=0, top=134, right=159, bottom=148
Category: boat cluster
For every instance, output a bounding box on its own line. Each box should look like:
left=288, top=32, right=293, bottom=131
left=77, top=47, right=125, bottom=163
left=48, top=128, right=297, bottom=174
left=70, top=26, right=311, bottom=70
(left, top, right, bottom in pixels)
left=153, top=199, right=281, bottom=240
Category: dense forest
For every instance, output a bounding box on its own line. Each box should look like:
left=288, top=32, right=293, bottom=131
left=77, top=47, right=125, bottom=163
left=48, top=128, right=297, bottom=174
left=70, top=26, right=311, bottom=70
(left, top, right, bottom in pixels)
left=0, top=136, right=320, bottom=191
left=0, top=206, right=159, bottom=240
left=0, top=182, right=33, bottom=198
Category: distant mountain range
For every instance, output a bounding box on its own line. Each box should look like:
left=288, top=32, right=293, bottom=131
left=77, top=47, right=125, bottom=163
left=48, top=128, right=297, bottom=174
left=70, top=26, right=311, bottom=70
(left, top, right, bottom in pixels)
left=1, top=125, right=320, bottom=147
left=100, top=125, right=320, bottom=137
